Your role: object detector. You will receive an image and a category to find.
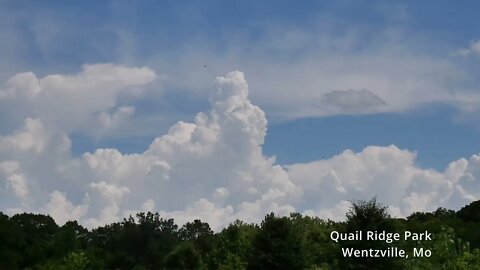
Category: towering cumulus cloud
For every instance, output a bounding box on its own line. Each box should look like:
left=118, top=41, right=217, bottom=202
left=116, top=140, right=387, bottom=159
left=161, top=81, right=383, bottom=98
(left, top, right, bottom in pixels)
left=76, top=71, right=301, bottom=228
left=0, top=66, right=479, bottom=230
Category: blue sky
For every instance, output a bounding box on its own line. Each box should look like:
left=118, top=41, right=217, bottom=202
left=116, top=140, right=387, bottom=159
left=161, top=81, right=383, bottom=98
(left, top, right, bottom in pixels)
left=5, top=0, right=479, bottom=169
left=265, top=105, right=480, bottom=169
left=3, top=1, right=480, bottom=73
left=1, top=1, right=480, bottom=226
left=34, top=0, right=480, bottom=170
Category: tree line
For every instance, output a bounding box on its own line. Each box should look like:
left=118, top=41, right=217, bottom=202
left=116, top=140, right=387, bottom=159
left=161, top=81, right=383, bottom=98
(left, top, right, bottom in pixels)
left=1, top=198, right=480, bottom=269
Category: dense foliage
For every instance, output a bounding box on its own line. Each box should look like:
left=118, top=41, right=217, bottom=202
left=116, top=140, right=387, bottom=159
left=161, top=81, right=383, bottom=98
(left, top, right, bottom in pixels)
left=1, top=198, right=480, bottom=269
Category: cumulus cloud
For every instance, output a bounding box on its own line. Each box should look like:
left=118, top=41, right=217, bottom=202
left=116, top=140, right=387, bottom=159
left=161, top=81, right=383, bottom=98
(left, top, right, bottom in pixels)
left=71, top=71, right=301, bottom=229
left=43, top=191, right=88, bottom=226
left=287, top=146, right=480, bottom=219
left=95, top=106, right=136, bottom=137
left=0, top=118, right=52, bottom=154
left=0, top=69, right=300, bottom=229
left=288, top=146, right=431, bottom=217
left=455, top=40, right=480, bottom=57
left=0, top=67, right=479, bottom=230
left=0, top=161, right=29, bottom=199
left=0, top=63, right=156, bottom=135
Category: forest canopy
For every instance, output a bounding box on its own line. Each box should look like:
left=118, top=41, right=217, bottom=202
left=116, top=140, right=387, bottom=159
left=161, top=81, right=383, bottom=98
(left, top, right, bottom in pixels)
left=1, top=198, right=480, bottom=270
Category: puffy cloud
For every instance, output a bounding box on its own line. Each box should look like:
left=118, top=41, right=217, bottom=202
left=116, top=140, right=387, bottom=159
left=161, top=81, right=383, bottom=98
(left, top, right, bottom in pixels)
left=455, top=40, right=480, bottom=57
left=95, top=106, right=135, bottom=137
left=303, top=200, right=351, bottom=221
left=88, top=181, right=130, bottom=203
left=0, top=161, right=29, bottom=199
left=450, top=155, right=480, bottom=206
left=43, top=191, right=88, bottom=225
left=0, top=67, right=479, bottom=229
left=0, top=69, right=300, bottom=227
left=0, top=118, right=73, bottom=212
left=0, top=63, right=156, bottom=135
left=83, top=182, right=131, bottom=228
left=160, top=199, right=235, bottom=231
left=0, top=118, right=51, bottom=154
left=287, top=146, right=480, bottom=219
left=72, top=71, right=300, bottom=227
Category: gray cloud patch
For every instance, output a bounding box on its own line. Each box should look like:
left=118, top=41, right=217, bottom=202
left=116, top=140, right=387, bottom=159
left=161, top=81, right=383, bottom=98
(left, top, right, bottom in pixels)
left=316, top=89, right=387, bottom=114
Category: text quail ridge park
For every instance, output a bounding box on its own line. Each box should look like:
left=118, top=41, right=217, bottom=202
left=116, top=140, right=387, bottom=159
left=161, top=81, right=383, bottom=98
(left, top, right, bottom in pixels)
left=330, top=230, right=433, bottom=258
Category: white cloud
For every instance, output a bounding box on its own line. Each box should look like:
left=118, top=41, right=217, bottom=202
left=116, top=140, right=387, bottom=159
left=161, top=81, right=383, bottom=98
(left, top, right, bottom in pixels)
left=0, top=118, right=50, bottom=154
left=0, top=161, right=29, bottom=199
left=0, top=118, right=73, bottom=211
left=287, top=146, right=480, bottom=219
left=43, top=191, right=88, bottom=225
left=95, top=106, right=135, bottom=137
left=0, top=63, right=156, bottom=135
left=88, top=181, right=130, bottom=203
left=455, top=40, right=480, bottom=57
left=304, top=200, right=351, bottom=221
left=0, top=67, right=479, bottom=229
left=160, top=199, right=235, bottom=231
left=72, top=71, right=301, bottom=227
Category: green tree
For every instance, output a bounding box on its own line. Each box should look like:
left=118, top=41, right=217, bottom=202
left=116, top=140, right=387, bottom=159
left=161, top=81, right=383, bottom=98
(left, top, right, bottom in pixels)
left=208, top=220, right=258, bottom=269
left=339, top=197, right=403, bottom=270
left=289, top=213, right=339, bottom=269
left=0, top=212, right=23, bottom=269
left=457, top=200, right=480, bottom=223
left=63, top=251, right=90, bottom=270
left=37, top=251, right=89, bottom=270
left=179, top=219, right=214, bottom=261
left=447, top=248, right=480, bottom=270
left=164, top=242, right=202, bottom=270
left=248, top=213, right=307, bottom=270
left=10, top=213, right=59, bottom=268
left=404, top=226, right=480, bottom=269
left=52, top=221, right=88, bottom=258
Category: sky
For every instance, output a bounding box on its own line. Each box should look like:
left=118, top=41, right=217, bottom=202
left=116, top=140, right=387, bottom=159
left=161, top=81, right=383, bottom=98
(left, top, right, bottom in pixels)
left=1, top=0, right=480, bottom=229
